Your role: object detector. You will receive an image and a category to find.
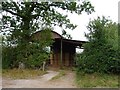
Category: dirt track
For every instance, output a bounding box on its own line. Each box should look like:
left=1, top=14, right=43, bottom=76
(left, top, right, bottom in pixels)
left=2, top=70, right=76, bottom=88
left=0, top=76, right=2, bottom=89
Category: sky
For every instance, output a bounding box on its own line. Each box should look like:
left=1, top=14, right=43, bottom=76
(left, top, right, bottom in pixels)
left=0, top=0, right=119, bottom=53
left=54, top=0, right=119, bottom=41
left=0, top=0, right=119, bottom=41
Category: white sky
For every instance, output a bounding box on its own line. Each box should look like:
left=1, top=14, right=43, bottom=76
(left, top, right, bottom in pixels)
left=1, top=0, right=119, bottom=41
left=54, top=0, right=119, bottom=41
left=1, top=1, right=119, bottom=53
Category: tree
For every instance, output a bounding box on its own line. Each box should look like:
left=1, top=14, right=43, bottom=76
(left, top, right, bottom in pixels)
left=1, top=1, right=94, bottom=43
left=0, top=35, right=2, bottom=69
left=104, top=22, right=118, bottom=50
left=1, top=1, right=94, bottom=68
left=76, top=17, right=119, bottom=74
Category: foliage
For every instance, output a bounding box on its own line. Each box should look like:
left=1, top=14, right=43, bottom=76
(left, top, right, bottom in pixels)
left=16, top=28, right=53, bottom=68
left=0, top=36, right=2, bottom=69
left=2, top=28, right=53, bottom=69
left=2, top=46, right=17, bottom=69
left=76, top=17, right=119, bottom=74
left=1, top=1, right=94, bottom=41
left=1, top=1, right=94, bottom=69
left=62, top=30, right=72, bottom=39
left=104, top=22, right=118, bottom=50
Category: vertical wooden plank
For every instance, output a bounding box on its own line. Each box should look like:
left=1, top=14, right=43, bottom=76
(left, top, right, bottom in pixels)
left=69, top=52, right=71, bottom=66
left=58, top=53, right=60, bottom=66
left=65, top=53, right=69, bottom=66
left=63, top=52, right=65, bottom=66
left=60, top=38, right=63, bottom=68
left=67, top=53, right=69, bottom=66
left=50, top=53, right=52, bottom=65
left=54, top=53, right=56, bottom=67
left=56, top=53, right=58, bottom=66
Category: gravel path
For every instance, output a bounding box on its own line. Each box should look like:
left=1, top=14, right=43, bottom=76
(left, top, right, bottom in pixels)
left=2, top=70, right=76, bottom=88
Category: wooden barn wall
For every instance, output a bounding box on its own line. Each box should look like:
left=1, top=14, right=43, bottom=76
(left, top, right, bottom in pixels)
left=50, top=40, right=76, bottom=67
left=31, top=31, right=83, bottom=67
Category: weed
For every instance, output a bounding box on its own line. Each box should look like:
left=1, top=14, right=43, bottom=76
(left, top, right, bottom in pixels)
left=76, top=72, right=118, bottom=88
left=2, top=69, right=47, bottom=79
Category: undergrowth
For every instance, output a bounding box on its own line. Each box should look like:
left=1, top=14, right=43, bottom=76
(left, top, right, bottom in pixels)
left=76, top=72, right=119, bottom=88
left=2, top=69, right=47, bottom=79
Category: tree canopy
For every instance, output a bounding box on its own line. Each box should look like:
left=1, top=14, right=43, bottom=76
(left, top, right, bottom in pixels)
left=1, top=1, right=94, bottom=69
left=1, top=1, right=94, bottom=43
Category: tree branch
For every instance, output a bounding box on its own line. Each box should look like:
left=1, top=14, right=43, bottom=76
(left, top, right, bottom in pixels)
left=12, top=2, right=21, bottom=13
left=3, top=8, right=24, bottom=18
left=27, top=2, right=36, bottom=14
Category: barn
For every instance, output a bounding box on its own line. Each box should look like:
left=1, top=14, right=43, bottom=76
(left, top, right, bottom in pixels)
left=31, top=30, right=86, bottom=67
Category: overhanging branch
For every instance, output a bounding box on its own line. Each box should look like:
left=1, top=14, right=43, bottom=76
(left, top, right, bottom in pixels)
left=2, top=8, right=24, bottom=18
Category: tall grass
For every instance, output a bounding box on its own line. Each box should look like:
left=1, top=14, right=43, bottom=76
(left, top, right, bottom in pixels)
left=2, top=69, right=47, bottom=79
left=76, top=72, right=119, bottom=88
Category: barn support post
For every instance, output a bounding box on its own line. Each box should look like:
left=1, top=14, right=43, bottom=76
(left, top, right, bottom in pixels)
left=60, top=38, right=63, bottom=68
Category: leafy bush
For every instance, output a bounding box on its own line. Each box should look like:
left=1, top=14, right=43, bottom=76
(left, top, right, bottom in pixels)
left=2, top=46, right=17, bottom=69
left=76, top=17, right=119, bottom=74
left=2, top=28, right=53, bottom=69
left=76, top=47, right=119, bottom=74
left=2, top=42, right=50, bottom=69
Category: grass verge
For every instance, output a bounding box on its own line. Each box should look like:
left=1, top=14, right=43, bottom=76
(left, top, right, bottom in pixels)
left=2, top=69, right=47, bottom=79
left=76, top=72, right=119, bottom=88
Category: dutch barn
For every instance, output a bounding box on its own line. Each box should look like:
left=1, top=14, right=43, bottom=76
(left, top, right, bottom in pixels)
left=31, top=30, right=86, bottom=67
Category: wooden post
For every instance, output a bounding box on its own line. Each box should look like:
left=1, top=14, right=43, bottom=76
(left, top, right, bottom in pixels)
left=60, top=38, right=63, bottom=68
left=42, top=61, right=46, bottom=71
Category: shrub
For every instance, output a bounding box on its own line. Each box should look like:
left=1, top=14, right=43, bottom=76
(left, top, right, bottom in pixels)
left=76, top=17, right=119, bottom=74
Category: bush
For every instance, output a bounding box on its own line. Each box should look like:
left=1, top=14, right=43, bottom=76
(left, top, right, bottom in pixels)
left=2, top=29, right=53, bottom=69
left=2, top=46, right=17, bottom=69
left=2, top=43, right=50, bottom=69
left=76, top=48, right=119, bottom=74
left=76, top=17, right=119, bottom=74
